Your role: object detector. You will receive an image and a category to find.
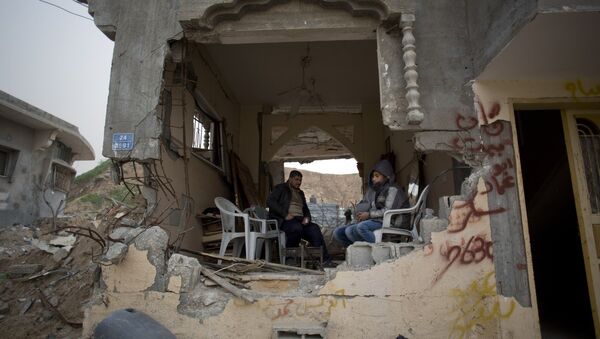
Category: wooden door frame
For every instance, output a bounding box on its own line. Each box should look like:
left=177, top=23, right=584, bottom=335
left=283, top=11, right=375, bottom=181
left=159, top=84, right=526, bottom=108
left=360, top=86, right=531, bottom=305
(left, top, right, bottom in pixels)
left=508, top=98, right=600, bottom=337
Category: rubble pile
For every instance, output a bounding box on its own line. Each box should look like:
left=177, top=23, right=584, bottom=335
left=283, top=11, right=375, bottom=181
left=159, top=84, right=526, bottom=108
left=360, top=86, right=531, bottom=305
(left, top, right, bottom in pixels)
left=0, top=165, right=144, bottom=338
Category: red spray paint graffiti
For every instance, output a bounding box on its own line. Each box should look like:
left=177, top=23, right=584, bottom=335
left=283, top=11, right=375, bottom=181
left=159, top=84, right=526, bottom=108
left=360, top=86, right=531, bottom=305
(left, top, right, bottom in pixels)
left=446, top=100, right=516, bottom=234
left=434, top=235, right=494, bottom=283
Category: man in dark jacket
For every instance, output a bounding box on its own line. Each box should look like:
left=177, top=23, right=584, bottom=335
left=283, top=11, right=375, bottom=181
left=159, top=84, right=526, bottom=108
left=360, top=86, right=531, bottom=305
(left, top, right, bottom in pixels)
left=267, top=170, right=330, bottom=261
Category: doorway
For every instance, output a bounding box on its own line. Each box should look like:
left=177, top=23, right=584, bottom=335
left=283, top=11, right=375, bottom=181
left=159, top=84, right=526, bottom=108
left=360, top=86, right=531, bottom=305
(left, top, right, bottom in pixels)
left=515, top=109, right=595, bottom=338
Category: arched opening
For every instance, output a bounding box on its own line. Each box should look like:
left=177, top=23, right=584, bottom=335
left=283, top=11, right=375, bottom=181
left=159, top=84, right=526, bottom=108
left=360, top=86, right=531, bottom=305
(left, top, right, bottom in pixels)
left=156, top=0, right=414, bottom=259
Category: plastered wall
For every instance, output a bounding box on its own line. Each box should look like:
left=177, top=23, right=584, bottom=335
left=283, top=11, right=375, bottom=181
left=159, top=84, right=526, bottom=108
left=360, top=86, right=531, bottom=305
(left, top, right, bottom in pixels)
left=0, top=118, right=68, bottom=226
left=151, top=50, right=240, bottom=249
left=84, top=178, right=539, bottom=338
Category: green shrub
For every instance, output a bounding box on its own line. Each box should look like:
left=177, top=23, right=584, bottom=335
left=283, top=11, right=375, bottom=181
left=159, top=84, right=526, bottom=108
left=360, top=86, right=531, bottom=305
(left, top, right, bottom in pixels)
left=80, top=193, right=104, bottom=207
left=109, top=186, right=132, bottom=202
left=74, top=160, right=111, bottom=185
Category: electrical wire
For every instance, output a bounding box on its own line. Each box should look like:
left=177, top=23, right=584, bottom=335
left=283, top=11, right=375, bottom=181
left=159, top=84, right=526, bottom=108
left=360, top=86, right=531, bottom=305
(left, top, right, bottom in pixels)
left=37, top=0, right=93, bottom=21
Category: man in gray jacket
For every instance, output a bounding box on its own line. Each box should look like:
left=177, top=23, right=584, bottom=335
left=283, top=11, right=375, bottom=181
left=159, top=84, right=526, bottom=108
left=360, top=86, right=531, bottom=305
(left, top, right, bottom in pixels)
left=333, top=159, right=409, bottom=246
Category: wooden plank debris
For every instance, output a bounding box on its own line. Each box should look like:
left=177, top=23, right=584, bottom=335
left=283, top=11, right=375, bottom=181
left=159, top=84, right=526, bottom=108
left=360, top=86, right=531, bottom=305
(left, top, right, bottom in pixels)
left=199, top=266, right=255, bottom=303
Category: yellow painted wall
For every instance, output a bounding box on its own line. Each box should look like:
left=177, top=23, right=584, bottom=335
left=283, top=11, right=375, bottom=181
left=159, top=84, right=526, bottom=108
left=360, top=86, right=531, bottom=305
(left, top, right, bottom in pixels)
left=84, top=179, right=539, bottom=338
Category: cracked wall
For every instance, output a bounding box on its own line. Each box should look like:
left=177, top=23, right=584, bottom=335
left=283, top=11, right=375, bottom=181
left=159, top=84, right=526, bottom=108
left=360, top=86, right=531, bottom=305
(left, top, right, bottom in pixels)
left=83, top=178, right=538, bottom=338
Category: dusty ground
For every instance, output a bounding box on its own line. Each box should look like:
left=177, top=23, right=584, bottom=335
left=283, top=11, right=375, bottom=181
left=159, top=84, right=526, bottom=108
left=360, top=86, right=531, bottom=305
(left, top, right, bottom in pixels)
left=0, top=162, right=142, bottom=338
left=0, top=217, right=101, bottom=338
left=0, top=162, right=351, bottom=337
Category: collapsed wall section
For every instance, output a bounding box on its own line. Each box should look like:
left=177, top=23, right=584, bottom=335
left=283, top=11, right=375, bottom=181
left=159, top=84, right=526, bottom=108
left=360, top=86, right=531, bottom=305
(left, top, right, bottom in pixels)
left=83, top=174, right=538, bottom=338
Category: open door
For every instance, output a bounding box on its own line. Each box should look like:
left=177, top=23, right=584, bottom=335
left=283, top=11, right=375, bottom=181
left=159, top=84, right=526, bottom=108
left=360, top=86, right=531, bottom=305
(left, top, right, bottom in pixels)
left=563, top=110, right=600, bottom=338
left=515, top=109, right=596, bottom=338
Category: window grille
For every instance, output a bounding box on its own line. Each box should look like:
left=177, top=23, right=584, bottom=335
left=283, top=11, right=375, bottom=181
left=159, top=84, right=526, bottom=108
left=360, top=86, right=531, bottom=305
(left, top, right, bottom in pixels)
left=55, top=141, right=73, bottom=163
left=0, top=146, right=19, bottom=180
left=577, top=118, right=600, bottom=214
left=192, top=110, right=222, bottom=167
left=192, top=113, right=214, bottom=150
left=0, top=150, right=7, bottom=176
left=52, top=164, right=74, bottom=192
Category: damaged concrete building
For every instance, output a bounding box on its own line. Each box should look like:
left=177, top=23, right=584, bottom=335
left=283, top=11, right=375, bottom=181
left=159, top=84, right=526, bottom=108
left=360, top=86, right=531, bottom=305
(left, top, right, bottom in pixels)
left=0, top=90, right=94, bottom=226
left=81, top=0, right=600, bottom=337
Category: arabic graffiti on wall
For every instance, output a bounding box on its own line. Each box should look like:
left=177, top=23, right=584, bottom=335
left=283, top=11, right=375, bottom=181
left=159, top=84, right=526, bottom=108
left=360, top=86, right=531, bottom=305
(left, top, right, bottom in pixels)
left=565, top=79, right=600, bottom=100
left=447, top=100, right=516, bottom=234
left=261, top=289, right=347, bottom=321
left=449, top=272, right=516, bottom=339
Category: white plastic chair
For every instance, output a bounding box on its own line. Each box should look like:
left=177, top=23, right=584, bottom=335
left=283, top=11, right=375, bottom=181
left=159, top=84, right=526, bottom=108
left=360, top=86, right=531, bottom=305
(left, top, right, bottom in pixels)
left=373, top=185, right=430, bottom=243
left=214, top=197, right=280, bottom=262
left=214, top=197, right=247, bottom=262
left=244, top=206, right=283, bottom=262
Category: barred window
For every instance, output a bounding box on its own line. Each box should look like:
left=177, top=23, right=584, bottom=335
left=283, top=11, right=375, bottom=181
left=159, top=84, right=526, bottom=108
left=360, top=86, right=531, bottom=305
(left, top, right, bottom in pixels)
left=577, top=118, right=600, bottom=214
left=52, top=164, right=74, bottom=192
left=193, top=113, right=214, bottom=150
left=192, top=111, right=222, bottom=167
left=55, top=141, right=73, bottom=163
left=0, top=149, right=8, bottom=176
left=0, top=146, right=19, bottom=180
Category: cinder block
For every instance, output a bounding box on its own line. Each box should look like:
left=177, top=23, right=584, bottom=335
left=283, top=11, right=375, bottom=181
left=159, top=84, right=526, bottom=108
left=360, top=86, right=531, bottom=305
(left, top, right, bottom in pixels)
left=420, top=217, right=448, bottom=244
left=438, top=195, right=463, bottom=220
left=346, top=242, right=418, bottom=268
left=371, top=245, right=392, bottom=264
left=346, top=242, right=374, bottom=267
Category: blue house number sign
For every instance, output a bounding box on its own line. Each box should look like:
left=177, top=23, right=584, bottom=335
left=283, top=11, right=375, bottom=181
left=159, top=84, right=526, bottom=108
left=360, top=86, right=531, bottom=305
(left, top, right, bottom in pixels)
left=112, top=133, right=134, bottom=151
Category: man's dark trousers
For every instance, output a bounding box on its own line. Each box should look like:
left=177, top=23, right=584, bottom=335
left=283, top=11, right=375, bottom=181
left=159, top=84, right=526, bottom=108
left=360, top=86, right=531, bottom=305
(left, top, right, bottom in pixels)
left=281, top=216, right=330, bottom=260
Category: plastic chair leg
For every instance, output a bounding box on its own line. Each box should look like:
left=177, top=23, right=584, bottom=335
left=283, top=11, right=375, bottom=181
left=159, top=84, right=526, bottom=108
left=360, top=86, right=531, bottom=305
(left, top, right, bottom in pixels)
left=264, top=239, right=271, bottom=262
left=232, top=238, right=244, bottom=258
left=255, top=239, right=265, bottom=259
left=373, top=229, right=383, bottom=243
left=247, top=235, right=256, bottom=260
left=218, top=235, right=231, bottom=265
left=279, top=233, right=286, bottom=265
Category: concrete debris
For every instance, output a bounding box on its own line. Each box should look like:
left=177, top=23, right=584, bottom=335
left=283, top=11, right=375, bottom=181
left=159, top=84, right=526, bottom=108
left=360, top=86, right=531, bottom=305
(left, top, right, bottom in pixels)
left=62, top=256, right=74, bottom=267
left=438, top=195, right=464, bottom=221
left=119, top=218, right=137, bottom=227
left=52, top=248, right=70, bottom=262
left=109, top=227, right=144, bottom=243
left=0, top=301, right=9, bottom=314
left=202, top=278, right=217, bottom=287
left=201, top=290, right=221, bottom=307
left=42, top=309, right=55, bottom=321
left=8, top=263, right=44, bottom=277
left=101, top=243, right=129, bottom=265
left=344, top=241, right=419, bottom=268
left=133, top=226, right=169, bottom=291
left=49, top=235, right=76, bottom=248
left=32, top=238, right=74, bottom=258
left=420, top=217, right=449, bottom=244
left=20, top=297, right=34, bottom=315
left=167, top=254, right=201, bottom=293
left=31, top=239, right=51, bottom=252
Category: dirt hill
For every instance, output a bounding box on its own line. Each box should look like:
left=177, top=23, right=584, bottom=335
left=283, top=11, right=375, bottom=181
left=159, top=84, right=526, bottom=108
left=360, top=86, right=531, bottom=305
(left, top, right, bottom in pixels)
left=284, top=167, right=363, bottom=209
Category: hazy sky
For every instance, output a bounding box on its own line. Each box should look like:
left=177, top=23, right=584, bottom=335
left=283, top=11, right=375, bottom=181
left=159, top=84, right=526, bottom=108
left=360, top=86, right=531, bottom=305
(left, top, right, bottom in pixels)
left=0, top=0, right=357, bottom=175
left=0, top=0, right=113, bottom=173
